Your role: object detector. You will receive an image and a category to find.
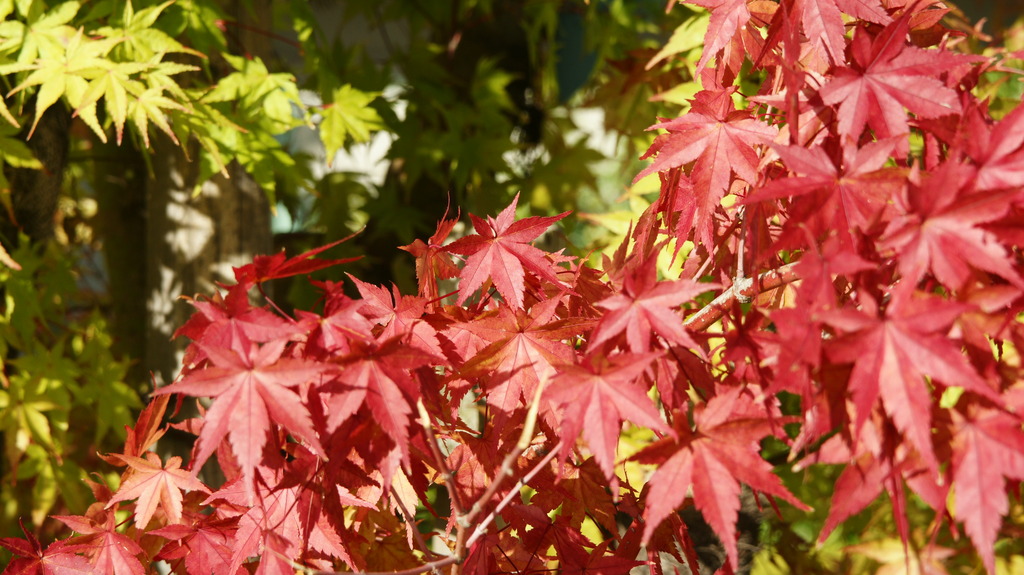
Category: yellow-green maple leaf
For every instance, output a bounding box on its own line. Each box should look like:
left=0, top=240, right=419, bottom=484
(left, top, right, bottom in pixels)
left=320, top=84, right=383, bottom=162
left=0, top=0, right=79, bottom=66
left=96, top=0, right=200, bottom=61
left=9, top=28, right=120, bottom=138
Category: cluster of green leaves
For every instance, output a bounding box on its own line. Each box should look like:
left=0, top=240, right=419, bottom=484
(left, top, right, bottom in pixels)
left=0, top=0, right=383, bottom=203
left=0, top=242, right=136, bottom=533
left=0, top=0, right=389, bottom=538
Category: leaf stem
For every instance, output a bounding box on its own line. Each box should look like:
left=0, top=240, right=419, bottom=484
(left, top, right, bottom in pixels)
left=258, top=283, right=294, bottom=321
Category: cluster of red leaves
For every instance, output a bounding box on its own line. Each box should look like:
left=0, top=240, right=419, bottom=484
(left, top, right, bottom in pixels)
left=4, top=1, right=1024, bottom=574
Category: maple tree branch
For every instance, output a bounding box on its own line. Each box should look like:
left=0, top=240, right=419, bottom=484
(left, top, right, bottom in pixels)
left=461, top=377, right=547, bottom=529
left=416, top=399, right=466, bottom=517
left=684, top=262, right=801, bottom=332
left=735, top=206, right=747, bottom=284
left=215, top=17, right=304, bottom=52
left=448, top=378, right=550, bottom=575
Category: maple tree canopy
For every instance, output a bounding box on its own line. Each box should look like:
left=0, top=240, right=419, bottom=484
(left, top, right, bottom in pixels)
left=3, top=1, right=1024, bottom=574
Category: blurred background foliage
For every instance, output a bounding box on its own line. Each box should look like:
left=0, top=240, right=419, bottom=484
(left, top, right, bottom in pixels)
left=270, top=0, right=698, bottom=299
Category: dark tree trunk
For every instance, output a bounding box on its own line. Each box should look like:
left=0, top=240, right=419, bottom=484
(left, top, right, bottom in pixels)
left=2, top=102, right=70, bottom=247
left=145, top=135, right=272, bottom=387
left=145, top=0, right=275, bottom=387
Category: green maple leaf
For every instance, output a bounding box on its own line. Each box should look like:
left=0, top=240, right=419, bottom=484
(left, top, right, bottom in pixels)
left=0, top=122, right=41, bottom=168
left=170, top=98, right=238, bottom=179
left=96, top=0, right=199, bottom=61
left=0, top=0, right=79, bottom=66
left=9, top=28, right=121, bottom=138
left=129, top=85, right=186, bottom=147
left=75, top=60, right=148, bottom=144
left=145, top=60, right=201, bottom=101
left=320, top=84, right=383, bottom=162
left=203, top=53, right=303, bottom=131
left=0, top=91, right=20, bottom=127
left=0, top=121, right=41, bottom=193
left=0, top=344, right=77, bottom=468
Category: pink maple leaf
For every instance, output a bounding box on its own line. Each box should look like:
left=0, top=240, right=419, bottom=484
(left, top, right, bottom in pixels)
left=446, top=193, right=569, bottom=310
left=152, top=336, right=329, bottom=504
left=105, top=452, right=211, bottom=529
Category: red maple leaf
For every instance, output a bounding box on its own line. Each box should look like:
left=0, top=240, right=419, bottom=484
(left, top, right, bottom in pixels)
left=824, top=290, right=998, bottom=471
left=233, top=236, right=361, bottom=287
left=819, top=450, right=889, bottom=541
left=636, top=89, right=778, bottom=246
left=101, top=393, right=170, bottom=462
left=636, top=387, right=806, bottom=571
left=347, top=275, right=446, bottom=358
left=399, top=210, right=461, bottom=303
left=54, top=512, right=145, bottom=575
left=811, top=413, right=940, bottom=541
left=446, top=193, right=570, bottom=310
left=299, top=283, right=375, bottom=358
left=588, top=257, right=713, bottom=354
left=818, top=18, right=968, bottom=143
left=205, top=468, right=305, bottom=575
left=152, top=336, right=329, bottom=503
left=964, top=102, right=1024, bottom=192
left=798, top=0, right=845, bottom=65
left=324, top=335, right=438, bottom=467
left=446, top=435, right=507, bottom=509
left=152, top=518, right=243, bottom=575
left=174, top=283, right=304, bottom=371
left=0, top=520, right=93, bottom=575
left=528, top=457, right=621, bottom=538
left=880, top=161, right=1024, bottom=290
left=684, top=0, right=752, bottom=75
left=457, top=297, right=584, bottom=423
left=549, top=352, right=671, bottom=485
left=557, top=537, right=642, bottom=575
left=950, top=405, right=1024, bottom=575
left=746, top=139, right=904, bottom=244
left=796, top=0, right=890, bottom=64
left=105, top=452, right=211, bottom=529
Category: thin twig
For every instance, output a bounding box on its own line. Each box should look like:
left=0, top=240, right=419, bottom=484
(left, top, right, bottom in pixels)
left=735, top=206, right=747, bottom=286
left=391, top=485, right=435, bottom=558
left=465, top=440, right=563, bottom=549
left=449, top=376, right=549, bottom=575
left=371, top=4, right=397, bottom=63
left=461, top=376, right=547, bottom=529
left=684, top=262, right=801, bottom=332
left=216, top=18, right=303, bottom=52
left=416, top=399, right=466, bottom=517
